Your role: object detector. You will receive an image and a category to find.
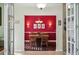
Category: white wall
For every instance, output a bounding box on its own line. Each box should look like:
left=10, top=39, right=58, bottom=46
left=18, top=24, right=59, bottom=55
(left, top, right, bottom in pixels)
left=0, top=3, right=4, bottom=40
left=14, top=3, right=63, bottom=52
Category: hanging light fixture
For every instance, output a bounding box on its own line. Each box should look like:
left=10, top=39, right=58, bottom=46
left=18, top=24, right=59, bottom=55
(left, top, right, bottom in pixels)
left=36, top=3, right=47, bottom=10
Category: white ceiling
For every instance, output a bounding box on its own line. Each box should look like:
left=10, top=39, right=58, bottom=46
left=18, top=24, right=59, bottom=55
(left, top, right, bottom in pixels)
left=15, top=3, right=63, bottom=8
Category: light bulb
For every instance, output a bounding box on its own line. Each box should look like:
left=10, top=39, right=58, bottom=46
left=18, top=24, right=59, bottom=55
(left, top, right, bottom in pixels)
left=36, top=3, right=47, bottom=9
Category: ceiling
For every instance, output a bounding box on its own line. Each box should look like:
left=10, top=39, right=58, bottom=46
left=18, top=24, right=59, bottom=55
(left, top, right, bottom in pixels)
left=15, top=3, right=63, bottom=8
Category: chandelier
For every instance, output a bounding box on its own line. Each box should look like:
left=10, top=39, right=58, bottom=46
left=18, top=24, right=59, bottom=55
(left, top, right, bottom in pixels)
left=36, top=3, right=47, bottom=10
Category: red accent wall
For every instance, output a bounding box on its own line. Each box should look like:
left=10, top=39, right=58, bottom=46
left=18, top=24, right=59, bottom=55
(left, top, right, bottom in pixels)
left=24, top=16, right=56, bottom=50
left=25, top=16, right=56, bottom=32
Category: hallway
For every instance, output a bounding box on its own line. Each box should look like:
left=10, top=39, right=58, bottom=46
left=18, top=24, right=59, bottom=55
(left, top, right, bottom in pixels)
left=0, top=3, right=79, bottom=55
left=0, top=3, right=64, bottom=55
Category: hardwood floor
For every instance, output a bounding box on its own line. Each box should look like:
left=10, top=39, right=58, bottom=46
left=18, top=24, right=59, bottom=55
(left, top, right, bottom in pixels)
left=0, top=47, right=4, bottom=51
left=0, top=51, right=65, bottom=55
left=14, top=51, right=64, bottom=55
left=0, top=50, right=4, bottom=55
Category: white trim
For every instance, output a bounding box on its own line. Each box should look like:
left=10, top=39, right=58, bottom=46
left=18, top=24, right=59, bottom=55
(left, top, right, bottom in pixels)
left=48, top=40, right=56, bottom=42
left=25, top=40, right=56, bottom=42
left=25, top=32, right=56, bottom=33
left=56, top=49, right=63, bottom=51
left=24, top=15, right=56, bottom=16
left=4, top=4, right=9, bottom=55
left=25, top=40, right=29, bottom=42
left=66, top=3, right=68, bottom=55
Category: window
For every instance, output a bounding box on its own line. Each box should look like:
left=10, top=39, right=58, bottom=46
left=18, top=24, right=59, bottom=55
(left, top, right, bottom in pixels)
left=68, top=42, right=70, bottom=53
left=72, top=44, right=74, bottom=54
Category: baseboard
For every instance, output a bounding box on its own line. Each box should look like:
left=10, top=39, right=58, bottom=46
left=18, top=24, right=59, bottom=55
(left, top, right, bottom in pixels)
left=14, top=50, right=24, bottom=52
left=56, top=49, right=63, bottom=51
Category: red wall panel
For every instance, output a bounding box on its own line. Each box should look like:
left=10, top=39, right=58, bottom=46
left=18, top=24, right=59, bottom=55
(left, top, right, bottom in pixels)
left=24, top=16, right=56, bottom=50
left=24, top=16, right=56, bottom=40
left=25, top=16, right=56, bottom=32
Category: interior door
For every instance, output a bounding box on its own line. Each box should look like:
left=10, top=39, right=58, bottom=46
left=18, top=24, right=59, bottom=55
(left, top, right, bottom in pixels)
left=76, top=3, right=79, bottom=55
left=66, top=3, right=77, bottom=55
left=4, top=3, right=14, bottom=55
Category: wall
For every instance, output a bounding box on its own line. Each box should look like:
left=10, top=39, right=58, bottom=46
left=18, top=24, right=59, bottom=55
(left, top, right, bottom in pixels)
left=25, top=16, right=56, bottom=40
left=25, top=16, right=56, bottom=32
left=24, top=16, right=56, bottom=50
left=0, top=3, right=4, bottom=40
left=14, top=3, right=63, bottom=51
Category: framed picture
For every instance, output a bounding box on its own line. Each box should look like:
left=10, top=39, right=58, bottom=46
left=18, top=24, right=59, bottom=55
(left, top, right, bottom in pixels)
left=38, top=23, right=41, bottom=29
left=42, top=24, right=45, bottom=29
left=0, top=7, right=2, bottom=26
left=33, top=24, right=37, bottom=29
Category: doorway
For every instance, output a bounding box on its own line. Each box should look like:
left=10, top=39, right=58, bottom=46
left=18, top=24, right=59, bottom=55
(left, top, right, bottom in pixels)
left=24, top=16, right=56, bottom=51
left=0, top=4, right=4, bottom=55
